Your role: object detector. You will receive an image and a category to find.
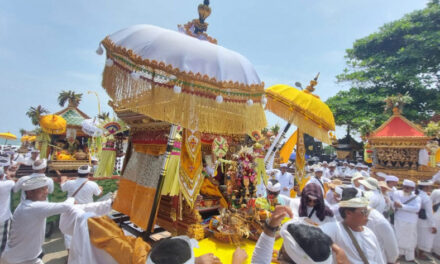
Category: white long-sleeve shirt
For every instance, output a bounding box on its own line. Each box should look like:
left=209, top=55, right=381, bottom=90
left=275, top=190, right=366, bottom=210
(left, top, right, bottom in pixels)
left=276, top=172, right=294, bottom=196
left=251, top=232, right=275, bottom=264
left=418, top=190, right=435, bottom=227
left=13, top=173, right=54, bottom=202
left=0, top=180, right=15, bottom=222
left=320, top=221, right=385, bottom=264
left=61, top=178, right=102, bottom=204
left=2, top=199, right=73, bottom=264
left=367, top=209, right=399, bottom=263
left=393, top=190, right=421, bottom=224
left=366, top=190, right=387, bottom=214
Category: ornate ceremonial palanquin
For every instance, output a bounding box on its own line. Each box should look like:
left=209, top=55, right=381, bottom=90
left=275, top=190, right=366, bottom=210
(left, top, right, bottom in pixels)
left=368, top=108, right=439, bottom=181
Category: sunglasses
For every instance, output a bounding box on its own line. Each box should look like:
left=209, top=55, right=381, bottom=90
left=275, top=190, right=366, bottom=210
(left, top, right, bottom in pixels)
left=358, top=208, right=370, bottom=216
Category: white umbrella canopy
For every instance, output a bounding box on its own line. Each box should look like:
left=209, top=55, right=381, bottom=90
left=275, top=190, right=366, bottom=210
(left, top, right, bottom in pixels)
left=99, top=24, right=267, bottom=134
left=81, top=119, right=103, bottom=137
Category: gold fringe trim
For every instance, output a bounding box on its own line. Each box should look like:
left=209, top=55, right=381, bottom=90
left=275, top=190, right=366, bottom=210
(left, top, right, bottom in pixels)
left=133, top=144, right=167, bottom=156
left=102, top=65, right=267, bottom=135
left=266, top=99, right=332, bottom=144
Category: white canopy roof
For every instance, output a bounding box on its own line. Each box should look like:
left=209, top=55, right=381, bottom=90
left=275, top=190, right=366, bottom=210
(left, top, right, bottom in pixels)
left=107, top=24, right=261, bottom=85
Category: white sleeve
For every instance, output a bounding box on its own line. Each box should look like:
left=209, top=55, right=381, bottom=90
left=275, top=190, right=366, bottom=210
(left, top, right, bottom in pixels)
left=319, top=222, right=338, bottom=241
left=47, top=177, right=54, bottom=194
left=34, top=200, right=74, bottom=218
left=424, top=196, right=435, bottom=227
left=251, top=232, right=275, bottom=264
left=92, top=182, right=102, bottom=196
left=75, top=199, right=112, bottom=216
left=377, top=222, right=399, bottom=263
left=401, top=197, right=421, bottom=213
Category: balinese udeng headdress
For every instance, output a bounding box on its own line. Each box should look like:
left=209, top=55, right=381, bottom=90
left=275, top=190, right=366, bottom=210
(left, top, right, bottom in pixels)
left=267, top=179, right=281, bottom=193
left=78, top=165, right=91, bottom=174
left=280, top=218, right=333, bottom=264
left=299, top=183, right=333, bottom=221
left=32, top=159, right=47, bottom=170
left=146, top=236, right=199, bottom=264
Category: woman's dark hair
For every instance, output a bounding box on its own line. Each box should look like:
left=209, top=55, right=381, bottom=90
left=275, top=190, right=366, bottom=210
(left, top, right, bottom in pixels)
left=299, top=183, right=333, bottom=221
left=287, top=223, right=332, bottom=261
left=149, top=238, right=191, bottom=264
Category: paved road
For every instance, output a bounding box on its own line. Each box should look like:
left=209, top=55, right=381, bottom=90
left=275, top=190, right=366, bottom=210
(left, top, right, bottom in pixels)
left=42, top=230, right=67, bottom=264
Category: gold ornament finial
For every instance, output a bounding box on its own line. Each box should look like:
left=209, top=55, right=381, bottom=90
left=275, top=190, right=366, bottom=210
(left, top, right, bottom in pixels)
left=305, top=72, right=320, bottom=94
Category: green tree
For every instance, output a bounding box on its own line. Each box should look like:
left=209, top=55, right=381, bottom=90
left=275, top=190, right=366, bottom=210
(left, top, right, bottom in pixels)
left=58, top=90, right=83, bottom=107
left=328, top=0, right=440, bottom=133
left=19, top=129, right=27, bottom=136
left=26, top=105, right=49, bottom=126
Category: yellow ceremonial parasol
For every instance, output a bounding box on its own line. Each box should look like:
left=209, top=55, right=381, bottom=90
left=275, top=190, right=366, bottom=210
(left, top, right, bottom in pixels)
left=264, top=76, right=335, bottom=185
left=40, top=114, right=67, bottom=135
left=21, top=135, right=37, bottom=142
left=265, top=82, right=335, bottom=144
left=0, top=132, right=17, bottom=144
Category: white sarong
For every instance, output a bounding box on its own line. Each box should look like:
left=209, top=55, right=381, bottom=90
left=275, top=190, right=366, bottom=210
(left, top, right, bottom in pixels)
left=394, top=218, right=417, bottom=260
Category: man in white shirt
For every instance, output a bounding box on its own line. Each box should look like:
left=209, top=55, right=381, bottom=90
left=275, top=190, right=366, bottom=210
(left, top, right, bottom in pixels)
left=13, top=159, right=54, bottom=202
left=323, top=162, right=339, bottom=180
left=393, top=179, right=421, bottom=263
left=276, top=164, right=294, bottom=197
left=59, top=165, right=102, bottom=251
left=416, top=180, right=437, bottom=261
left=306, top=167, right=330, bottom=195
left=0, top=171, right=15, bottom=256
left=359, top=177, right=387, bottom=214
left=1, top=176, right=73, bottom=264
left=22, top=150, right=40, bottom=166
left=320, top=194, right=385, bottom=264
left=334, top=187, right=399, bottom=263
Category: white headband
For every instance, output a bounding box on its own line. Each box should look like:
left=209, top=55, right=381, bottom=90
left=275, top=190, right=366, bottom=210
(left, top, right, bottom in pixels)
left=32, top=159, right=47, bottom=170
left=403, top=179, right=415, bottom=188
left=339, top=197, right=369, bottom=208
left=146, top=236, right=199, bottom=264
left=78, top=165, right=91, bottom=174
left=0, top=159, right=10, bottom=167
left=280, top=218, right=333, bottom=264
left=267, top=181, right=281, bottom=192
left=22, top=176, right=49, bottom=191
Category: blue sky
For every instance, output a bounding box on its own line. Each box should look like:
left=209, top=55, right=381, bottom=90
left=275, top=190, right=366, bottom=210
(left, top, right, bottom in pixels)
left=0, top=0, right=429, bottom=144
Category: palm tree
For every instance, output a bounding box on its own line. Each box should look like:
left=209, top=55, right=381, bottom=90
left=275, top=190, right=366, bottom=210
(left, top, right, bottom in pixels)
left=26, top=105, right=49, bottom=126
left=58, top=90, right=83, bottom=107
left=98, top=112, right=110, bottom=121
left=19, top=128, right=27, bottom=136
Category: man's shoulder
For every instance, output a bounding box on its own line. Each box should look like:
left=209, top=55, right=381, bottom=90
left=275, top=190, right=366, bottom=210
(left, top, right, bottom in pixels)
left=0, top=179, right=15, bottom=189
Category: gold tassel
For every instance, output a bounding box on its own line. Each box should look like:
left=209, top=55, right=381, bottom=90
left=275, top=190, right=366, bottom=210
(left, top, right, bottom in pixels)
left=102, top=65, right=267, bottom=135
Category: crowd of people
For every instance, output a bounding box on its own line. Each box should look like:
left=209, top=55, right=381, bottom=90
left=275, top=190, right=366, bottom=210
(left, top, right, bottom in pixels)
left=1, top=144, right=440, bottom=264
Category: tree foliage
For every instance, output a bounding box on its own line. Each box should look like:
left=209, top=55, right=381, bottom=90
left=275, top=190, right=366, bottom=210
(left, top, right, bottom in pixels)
left=26, top=105, right=49, bottom=126
left=327, top=1, right=440, bottom=133
left=58, top=90, right=83, bottom=107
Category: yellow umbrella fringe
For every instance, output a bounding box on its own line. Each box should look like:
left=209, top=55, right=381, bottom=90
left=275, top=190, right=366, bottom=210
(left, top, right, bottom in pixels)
left=102, top=66, right=267, bottom=135
left=266, top=99, right=332, bottom=144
